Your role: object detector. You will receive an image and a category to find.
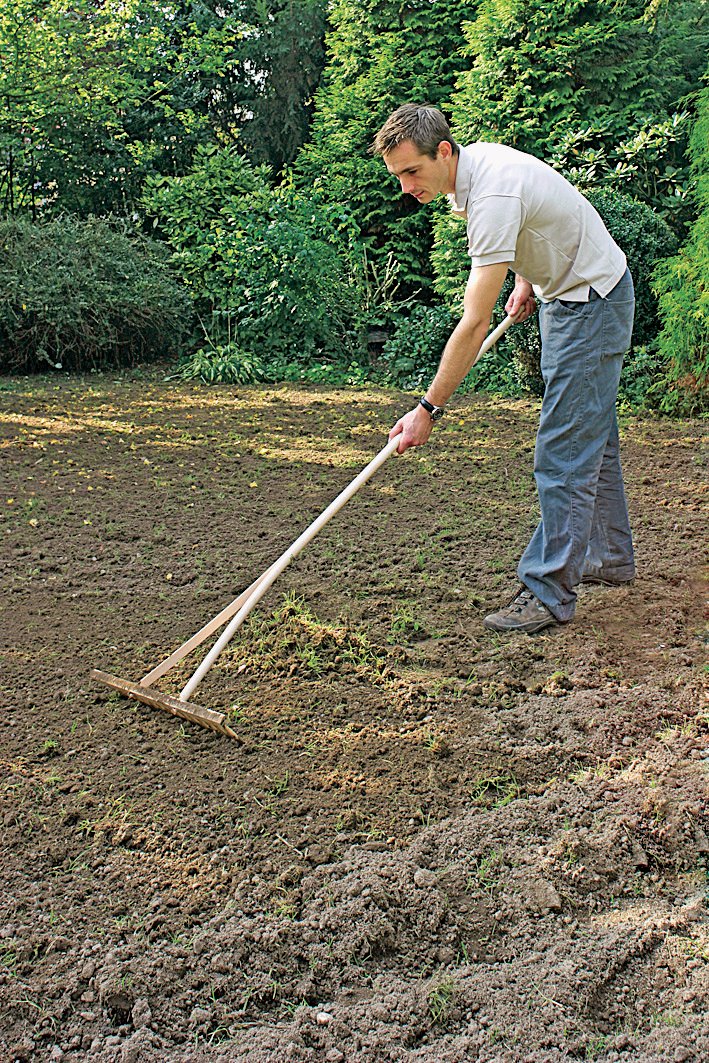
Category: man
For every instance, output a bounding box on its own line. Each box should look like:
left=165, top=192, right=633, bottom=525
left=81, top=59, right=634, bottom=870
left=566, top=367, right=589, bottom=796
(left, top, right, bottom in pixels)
left=372, top=103, right=635, bottom=634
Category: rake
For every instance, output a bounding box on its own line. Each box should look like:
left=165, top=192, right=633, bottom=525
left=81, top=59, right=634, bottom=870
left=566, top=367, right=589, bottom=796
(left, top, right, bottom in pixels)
left=91, top=314, right=516, bottom=737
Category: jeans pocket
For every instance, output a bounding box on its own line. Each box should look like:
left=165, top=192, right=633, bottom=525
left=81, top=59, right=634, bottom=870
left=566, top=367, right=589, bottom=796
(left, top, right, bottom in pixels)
left=602, top=298, right=635, bottom=356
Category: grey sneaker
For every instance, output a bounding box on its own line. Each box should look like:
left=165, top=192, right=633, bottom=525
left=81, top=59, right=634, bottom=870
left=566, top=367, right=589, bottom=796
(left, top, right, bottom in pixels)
left=483, top=588, right=558, bottom=634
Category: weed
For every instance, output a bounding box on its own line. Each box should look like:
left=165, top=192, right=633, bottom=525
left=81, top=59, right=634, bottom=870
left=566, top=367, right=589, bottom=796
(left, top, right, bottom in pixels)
left=467, top=849, right=504, bottom=894
left=415, top=807, right=434, bottom=828
left=422, top=729, right=444, bottom=755
left=650, top=1009, right=681, bottom=1027
left=206, top=1025, right=232, bottom=1046
left=388, top=604, right=428, bottom=643
left=281, top=997, right=308, bottom=1017
left=427, top=976, right=457, bottom=1025
left=78, top=794, right=134, bottom=840
left=559, top=839, right=581, bottom=867
left=227, top=703, right=247, bottom=724
left=585, top=1034, right=608, bottom=1059
left=266, top=770, right=290, bottom=798
left=470, top=771, right=520, bottom=808
left=569, top=760, right=612, bottom=785
left=0, top=942, right=17, bottom=974
left=670, top=935, right=709, bottom=962
left=271, top=895, right=298, bottom=920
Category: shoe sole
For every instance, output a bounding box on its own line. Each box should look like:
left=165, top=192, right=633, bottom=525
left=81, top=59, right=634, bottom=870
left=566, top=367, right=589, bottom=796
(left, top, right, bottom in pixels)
left=483, top=616, right=558, bottom=634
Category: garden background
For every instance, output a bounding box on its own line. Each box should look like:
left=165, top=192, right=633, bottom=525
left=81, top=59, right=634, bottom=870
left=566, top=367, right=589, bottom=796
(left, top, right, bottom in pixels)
left=0, top=0, right=707, bottom=411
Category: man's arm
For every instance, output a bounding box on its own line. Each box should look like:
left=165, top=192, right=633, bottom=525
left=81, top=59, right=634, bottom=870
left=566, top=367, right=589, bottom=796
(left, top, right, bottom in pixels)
left=389, top=262, right=510, bottom=453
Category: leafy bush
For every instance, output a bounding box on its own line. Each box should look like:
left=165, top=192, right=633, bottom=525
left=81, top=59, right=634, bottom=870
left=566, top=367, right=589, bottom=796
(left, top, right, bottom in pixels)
left=144, top=144, right=416, bottom=381
left=174, top=342, right=267, bottom=385
left=550, top=112, right=693, bottom=230
left=378, top=304, right=457, bottom=390
left=653, top=79, right=709, bottom=415
left=585, top=189, right=678, bottom=347
left=0, top=215, right=191, bottom=373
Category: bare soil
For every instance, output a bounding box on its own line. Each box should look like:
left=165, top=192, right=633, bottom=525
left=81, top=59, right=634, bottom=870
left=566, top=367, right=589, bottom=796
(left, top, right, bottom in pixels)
left=1, top=371, right=707, bottom=1063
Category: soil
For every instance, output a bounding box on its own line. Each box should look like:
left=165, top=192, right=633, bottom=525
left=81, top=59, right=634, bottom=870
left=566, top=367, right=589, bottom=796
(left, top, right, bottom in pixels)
left=0, top=370, right=707, bottom=1063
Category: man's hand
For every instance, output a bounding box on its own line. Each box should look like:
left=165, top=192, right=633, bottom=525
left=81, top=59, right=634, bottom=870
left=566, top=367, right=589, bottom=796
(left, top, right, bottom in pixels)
left=505, top=275, right=537, bottom=322
left=389, top=403, right=434, bottom=454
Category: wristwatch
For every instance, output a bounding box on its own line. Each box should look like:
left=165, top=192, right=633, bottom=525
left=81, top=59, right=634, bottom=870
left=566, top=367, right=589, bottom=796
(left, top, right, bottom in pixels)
left=419, top=397, right=445, bottom=421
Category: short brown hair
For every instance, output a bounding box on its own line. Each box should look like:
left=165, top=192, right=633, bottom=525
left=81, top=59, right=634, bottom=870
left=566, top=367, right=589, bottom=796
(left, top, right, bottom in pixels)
left=371, top=104, right=459, bottom=159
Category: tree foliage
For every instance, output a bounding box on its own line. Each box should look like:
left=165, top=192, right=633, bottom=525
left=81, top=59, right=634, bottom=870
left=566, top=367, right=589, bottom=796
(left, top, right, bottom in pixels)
left=295, top=0, right=479, bottom=293
left=653, top=77, right=709, bottom=414
left=452, top=0, right=708, bottom=228
left=0, top=0, right=325, bottom=218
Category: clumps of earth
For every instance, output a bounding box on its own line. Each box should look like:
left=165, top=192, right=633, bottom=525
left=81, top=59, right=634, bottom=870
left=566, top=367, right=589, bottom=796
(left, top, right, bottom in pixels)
left=1, top=375, right=706, bottom=1061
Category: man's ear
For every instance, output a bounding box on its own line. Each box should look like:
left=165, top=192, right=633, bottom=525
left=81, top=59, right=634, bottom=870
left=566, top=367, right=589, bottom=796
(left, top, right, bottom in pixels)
left=437, top=141, right=453, bottom=160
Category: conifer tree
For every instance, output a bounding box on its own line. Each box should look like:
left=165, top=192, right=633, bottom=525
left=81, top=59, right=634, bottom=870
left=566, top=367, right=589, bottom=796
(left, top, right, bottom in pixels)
left=295, top=0, right=479, bottom=292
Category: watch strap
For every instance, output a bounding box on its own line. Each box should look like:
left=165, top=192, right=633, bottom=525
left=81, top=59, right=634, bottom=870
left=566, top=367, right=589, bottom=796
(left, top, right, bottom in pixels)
left=419, top=397, right=445, bottom=420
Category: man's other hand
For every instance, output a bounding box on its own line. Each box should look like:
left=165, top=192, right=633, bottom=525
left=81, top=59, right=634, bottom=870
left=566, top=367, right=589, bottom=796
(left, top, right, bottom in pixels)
left=505, top=277, right=537, bottom=322
left=389, top=404, right=434, bottom=454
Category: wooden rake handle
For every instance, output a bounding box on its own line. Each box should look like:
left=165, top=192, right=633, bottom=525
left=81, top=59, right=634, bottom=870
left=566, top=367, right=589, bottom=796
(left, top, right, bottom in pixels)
left=176, top=312, right=517, bottom=701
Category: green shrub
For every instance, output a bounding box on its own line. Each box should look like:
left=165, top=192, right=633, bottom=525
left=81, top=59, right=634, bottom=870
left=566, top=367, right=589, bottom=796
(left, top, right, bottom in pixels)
left=144, top=145, right=417, bottom=380
left=0, top=215, right=191, bottom=373
left=550, top=112, right=694, bottom=231
left=378, top=304, right=457, bottom=390
left=174, top=342, right=267, bottom=385
left=145, top=148, right=361, bottom=365
left=653, top=79, right=709, bottom=415
left=585, top=189, right=678, bottom=347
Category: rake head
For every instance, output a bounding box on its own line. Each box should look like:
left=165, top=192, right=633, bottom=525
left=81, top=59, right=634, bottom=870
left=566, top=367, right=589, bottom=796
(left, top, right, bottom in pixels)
left=91, top=670, right=239, bottom=739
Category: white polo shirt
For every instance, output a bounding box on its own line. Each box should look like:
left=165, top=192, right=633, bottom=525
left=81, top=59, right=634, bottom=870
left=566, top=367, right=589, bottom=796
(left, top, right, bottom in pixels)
left=448, top=143, right=627, bottom=302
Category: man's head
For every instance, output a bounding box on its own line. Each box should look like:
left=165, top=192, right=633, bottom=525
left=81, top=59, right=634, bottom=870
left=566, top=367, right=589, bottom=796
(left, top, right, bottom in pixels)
left=372, top=104, right=459, bottom=203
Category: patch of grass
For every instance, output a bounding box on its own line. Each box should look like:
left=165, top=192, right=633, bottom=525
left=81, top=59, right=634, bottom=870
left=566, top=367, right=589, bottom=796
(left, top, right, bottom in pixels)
left=585, top=1034, right=608, bottom=1060
left=77, top=794, right=134, bottom=841
left=266, top=770, right=290, bottom=798
left=388, top=604, right=429, bottom=643
left=38, top=738, right=60, bottom=758
left=229, top=592, right=387, bottom=680
left=670, top=934, right=709, bottom=962
left=427, top=975, right=457, bottom=1026
left=467, top=848, right=504, bottom=894
left=470, top=771, right=520, bottom=808
left=0, top=942, right=18, bottom=974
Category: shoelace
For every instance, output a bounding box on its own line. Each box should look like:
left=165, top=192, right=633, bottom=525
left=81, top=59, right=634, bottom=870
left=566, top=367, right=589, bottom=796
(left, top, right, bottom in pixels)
left=510, top=589, right=544, bottom=614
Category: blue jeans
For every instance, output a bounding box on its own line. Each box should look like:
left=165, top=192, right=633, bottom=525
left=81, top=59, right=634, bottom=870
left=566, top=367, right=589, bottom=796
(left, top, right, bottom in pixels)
left=518, top=268, right=636, bottom=622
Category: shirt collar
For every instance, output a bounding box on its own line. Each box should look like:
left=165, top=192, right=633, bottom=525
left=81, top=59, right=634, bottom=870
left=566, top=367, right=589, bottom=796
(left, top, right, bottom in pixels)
left=447, top=145, right=472, bottom=214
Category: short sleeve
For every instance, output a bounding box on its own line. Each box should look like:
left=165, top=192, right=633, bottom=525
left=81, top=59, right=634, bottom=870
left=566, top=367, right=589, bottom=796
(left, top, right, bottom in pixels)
left=466, top=195, right=522, bottom=267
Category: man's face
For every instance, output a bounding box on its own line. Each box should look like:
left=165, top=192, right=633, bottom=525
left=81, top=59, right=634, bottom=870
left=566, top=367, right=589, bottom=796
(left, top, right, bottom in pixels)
left=384, top=140, right=454, bottom=203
